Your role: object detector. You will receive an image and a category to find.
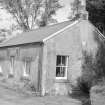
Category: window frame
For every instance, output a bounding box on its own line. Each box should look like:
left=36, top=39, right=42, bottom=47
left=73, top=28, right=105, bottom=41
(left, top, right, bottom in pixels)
left=56, top=55, right=69, bottom=80
left=23, top=60, right=31, bottom=77
left=10, top=56, right=15, bottom=75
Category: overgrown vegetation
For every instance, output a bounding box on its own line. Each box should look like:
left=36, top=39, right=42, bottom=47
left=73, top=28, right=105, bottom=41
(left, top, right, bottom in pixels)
left=86, top=0, right=105, bottom=34
left=77, top=51, right=96, bottom=94
left=69, top=0, right=105, bottom=34
left=70, top=42, right=105, bottom=105
left=69, top=0, right=82, bottom=19
left=77, top=42, right=105, bottom=95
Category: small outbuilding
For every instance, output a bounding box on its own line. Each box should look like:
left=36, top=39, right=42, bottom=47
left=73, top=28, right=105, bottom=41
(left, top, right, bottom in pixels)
left=0, top=0, right=105, bottom=94
left=0, top=18, right=104, bottom=96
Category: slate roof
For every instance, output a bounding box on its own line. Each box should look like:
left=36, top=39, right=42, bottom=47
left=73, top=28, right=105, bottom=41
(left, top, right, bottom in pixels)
left=0, top=20, right=76, bottom=48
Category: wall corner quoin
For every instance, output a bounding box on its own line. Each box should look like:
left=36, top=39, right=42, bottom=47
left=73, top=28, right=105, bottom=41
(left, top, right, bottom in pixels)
left=40, top=44, right=47, bottom=96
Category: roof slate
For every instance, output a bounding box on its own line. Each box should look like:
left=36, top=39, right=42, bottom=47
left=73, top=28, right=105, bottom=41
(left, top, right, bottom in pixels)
left=0, top=20, right=74, bottom=47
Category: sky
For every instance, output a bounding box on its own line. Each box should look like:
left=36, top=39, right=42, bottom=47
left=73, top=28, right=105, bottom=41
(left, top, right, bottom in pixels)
left=0, top=0, right=73, bottom=30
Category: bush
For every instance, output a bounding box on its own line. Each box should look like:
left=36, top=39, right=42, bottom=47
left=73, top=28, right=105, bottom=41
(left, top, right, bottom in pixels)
left=76, top=51, right=96, bottom=94
left=94, top=43, right=105, bottom=78
left=77, top=77, right=91, bottom=94
left=76, top=42, right=105, bottom=94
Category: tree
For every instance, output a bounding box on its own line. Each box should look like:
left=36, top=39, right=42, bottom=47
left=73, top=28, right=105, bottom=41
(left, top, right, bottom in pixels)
left=69, top=0, right=82, bottom=19
left=69, top=0, right=105, bottom=34
left=86, top=0, right=105, bottom=34
left=38, top=0, right=62, bottom=27
left=77, top=42, right=105, bottom=94
left=0, top=29, right=11, bottom=42
left=0, top=0, right=61, bottom=31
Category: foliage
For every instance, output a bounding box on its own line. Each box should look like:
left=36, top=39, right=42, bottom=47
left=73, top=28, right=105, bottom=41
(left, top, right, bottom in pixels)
left=69, top=0, right=82, bottom=19
left=77, top=51, right=95, bottom=94
left=86, top=0, right=105, bottom=34
left=69, top=0, right=105, bottom=34
left=0, top=0, right=61, bottom=31
left=77, top=42, right=105, bottom=94
left=38, top=0, right=62, bottom=27
left=94, top=42, right=105, bottom=78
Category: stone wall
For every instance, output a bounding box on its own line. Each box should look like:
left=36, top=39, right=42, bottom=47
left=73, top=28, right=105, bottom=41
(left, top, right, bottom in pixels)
left=43, top=20, right=102, bottom=96
left=0, top=44, right=42, bottom=92
left=44, top=23, right=82, bottom=95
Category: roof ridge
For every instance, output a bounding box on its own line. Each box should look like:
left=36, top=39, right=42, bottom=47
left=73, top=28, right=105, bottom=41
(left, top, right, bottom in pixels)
left=43, top=20, right=79, bottom=42
left=0, top=19, right=78, bottom=47
left=1, top=20, right=73, bottom=44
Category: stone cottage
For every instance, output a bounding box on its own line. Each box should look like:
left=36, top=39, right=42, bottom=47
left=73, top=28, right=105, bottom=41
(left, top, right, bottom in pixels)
left=0, top=0, right=104, bottom=96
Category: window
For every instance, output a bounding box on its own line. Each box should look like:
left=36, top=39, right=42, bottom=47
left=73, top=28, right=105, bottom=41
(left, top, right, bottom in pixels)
left=0, top=65, right=3, bottom=76
left=23, top=60, right=31, bottom=77
left=25, top=61, right=31, bottom=75
left=56, top=55, right=69, bottom=79
left=10, top=56, right=15, bottom=75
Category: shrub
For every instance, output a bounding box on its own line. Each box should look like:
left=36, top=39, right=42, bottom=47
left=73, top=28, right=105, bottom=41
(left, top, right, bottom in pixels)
left=76, top=42, right=105, bottom=94
left=94, top=43, right=105, bottom=78
left=76, top=51, right=96, bottom=94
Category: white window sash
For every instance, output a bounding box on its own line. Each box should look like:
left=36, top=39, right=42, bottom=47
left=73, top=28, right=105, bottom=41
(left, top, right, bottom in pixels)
left=0, top=66, right=2, bottom=73
left=56, top=56, right=69, bottom=79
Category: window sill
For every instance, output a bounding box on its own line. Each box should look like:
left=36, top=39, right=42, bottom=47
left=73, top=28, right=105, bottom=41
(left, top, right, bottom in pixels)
left=55, top=78, right=69, bottom=83
left=56, top=77, right=67, bottom=79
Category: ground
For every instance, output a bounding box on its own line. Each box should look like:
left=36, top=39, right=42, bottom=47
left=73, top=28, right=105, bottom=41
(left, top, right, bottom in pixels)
left=0, top=86, right=82, bottom=105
